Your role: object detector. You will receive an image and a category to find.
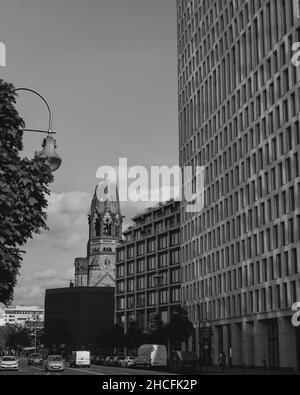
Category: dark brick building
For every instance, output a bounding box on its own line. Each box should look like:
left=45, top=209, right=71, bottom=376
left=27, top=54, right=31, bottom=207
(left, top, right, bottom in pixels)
left=44, top=287, right=114, bottom=352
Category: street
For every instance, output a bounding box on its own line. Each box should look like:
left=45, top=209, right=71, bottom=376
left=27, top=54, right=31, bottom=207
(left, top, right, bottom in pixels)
left=0, top=358, right=177, bottom=376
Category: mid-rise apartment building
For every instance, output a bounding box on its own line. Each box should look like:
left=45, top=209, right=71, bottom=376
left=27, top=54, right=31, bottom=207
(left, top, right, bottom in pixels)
left=178, top=0, right=300, bottom=369
left=115, top=200, right=181, bottom=332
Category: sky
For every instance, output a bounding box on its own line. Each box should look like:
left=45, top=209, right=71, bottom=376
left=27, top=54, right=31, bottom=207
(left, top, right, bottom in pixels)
left=0, top=0, right=178, bottom=307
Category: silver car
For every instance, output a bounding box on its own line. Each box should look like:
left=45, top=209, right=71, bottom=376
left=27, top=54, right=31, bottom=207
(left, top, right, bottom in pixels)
left=0, top=356, right=19, bottom=371
left=45, top=355, right=64, bottom=372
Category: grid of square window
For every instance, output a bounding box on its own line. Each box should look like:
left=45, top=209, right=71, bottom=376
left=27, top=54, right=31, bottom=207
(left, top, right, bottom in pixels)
left=177, top=0, right=300, bottom=324
left=115, top=201, right=182, bottom=330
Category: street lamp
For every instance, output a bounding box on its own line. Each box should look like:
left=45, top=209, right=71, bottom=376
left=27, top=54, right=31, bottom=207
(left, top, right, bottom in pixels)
left=31, top=312, right=41, bottom=354
left=14, top=87, right=62, bottom=172
left=153, top=272, right=163, bottom=317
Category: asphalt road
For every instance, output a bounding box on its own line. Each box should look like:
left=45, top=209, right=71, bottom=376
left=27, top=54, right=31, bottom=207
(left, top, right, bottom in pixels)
left=0, top=358, right=177, bottom=376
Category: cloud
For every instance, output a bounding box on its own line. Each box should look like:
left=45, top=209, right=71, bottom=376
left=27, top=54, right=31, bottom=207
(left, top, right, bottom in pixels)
left=48, top=191, right=91, bottom=215
left=32, top=269, right=58, bottom=281
left=14, top=267, right=75, bottom=307
left=13, top=191, right=92, bottom=306
left=28, top=191, right=91, bottom=251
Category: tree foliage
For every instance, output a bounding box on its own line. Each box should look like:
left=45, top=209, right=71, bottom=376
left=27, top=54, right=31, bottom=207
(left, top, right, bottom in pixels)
left=143, top=315, right=168, bottom=345
left=166, top=306, right=194, bottom=347
left=97, top=324, right=124, bottom=352
left=0, top=325, right=9, bottom=351
left=109, top=324, right=124, bottom=349
left=0, top=80, right=53, bottom=305
left=124, top=320, right=143, bottom=351
left=44, top=319, right=72, bottom=348
left=5, top=324, right=32, bottom=349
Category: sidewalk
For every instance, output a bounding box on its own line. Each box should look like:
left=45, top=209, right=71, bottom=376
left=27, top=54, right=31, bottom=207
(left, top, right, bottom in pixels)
left=198, top=366, right=299, bottom=375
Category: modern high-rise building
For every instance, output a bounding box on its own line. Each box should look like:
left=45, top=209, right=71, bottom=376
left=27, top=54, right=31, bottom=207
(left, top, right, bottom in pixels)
left=115, top=200, right=181, bottom=332
left=177, top=0, right=300, bottom=370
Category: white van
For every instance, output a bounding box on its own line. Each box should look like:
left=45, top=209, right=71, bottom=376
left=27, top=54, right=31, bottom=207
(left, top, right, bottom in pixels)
left=70, top=351, right=91, bottom=368
left=135, top=344, right=167, bottom=368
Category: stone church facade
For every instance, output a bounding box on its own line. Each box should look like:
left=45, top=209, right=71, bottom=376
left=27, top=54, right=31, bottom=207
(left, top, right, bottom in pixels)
left=74, top=183, right=123, bottom=288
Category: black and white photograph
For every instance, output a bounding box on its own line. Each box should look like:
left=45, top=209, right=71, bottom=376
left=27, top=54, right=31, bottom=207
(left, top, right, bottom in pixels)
left=0, top=0, right=300, bottom=382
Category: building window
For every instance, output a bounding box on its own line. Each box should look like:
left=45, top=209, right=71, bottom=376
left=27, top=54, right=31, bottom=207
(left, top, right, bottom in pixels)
left=137, top=276, right=145, bottom=291
left=148, top=292, right=156, bottom=306
left=171, top=288, right=181, bottom=303
left=147, top=256, right=156, bottom=271
left=117, top=264, right=125, bottom=278
left=136, top=294, right=145, bottom=308
left=137, top=259, right=145, bottom=273
left=158, top=253, right=168, bottom=268
left=117, top=297, right=125, bottom=310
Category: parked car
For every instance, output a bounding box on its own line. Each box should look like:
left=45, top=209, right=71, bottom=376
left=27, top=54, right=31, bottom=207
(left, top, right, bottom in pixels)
left=0, top=356, right=19, bottom=371
left=28, top=353, right=43, bottom=366
left=111, top=355, right=125, bottom=367
left=45, top=355, right=65, bottom=372
left=70, top=351, right=90, bottom=368
left=95, top=355, right=105, bottom=365
left=104, top=356, right=114, bottom=366
left=120, top=356, right=136, bottom=368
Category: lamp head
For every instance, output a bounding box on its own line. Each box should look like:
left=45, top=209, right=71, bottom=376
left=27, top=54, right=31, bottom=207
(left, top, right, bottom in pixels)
left=35, top=134, right=62, bottom=172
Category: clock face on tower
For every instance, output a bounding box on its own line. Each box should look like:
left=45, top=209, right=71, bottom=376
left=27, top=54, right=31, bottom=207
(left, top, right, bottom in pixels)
left=104, top=259, right=111, bottom=270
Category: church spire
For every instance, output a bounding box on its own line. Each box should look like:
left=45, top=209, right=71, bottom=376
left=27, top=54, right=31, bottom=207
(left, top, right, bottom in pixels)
left=89, top=181, right=122, bottom=240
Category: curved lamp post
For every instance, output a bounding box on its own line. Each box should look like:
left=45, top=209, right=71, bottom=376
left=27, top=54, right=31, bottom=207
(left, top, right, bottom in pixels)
left=14, top=88, right=62, bottom=172
left=153, top=272, right=163, bottom=331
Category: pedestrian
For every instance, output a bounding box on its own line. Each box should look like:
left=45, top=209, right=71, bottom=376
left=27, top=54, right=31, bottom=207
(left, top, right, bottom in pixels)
left=242, top=362, right=246, bottom=374
left=263, top=355, right=267, bottom=371
left=218, top=353, right=222, bottom=370
left=222, top=352, right=226, bottom=373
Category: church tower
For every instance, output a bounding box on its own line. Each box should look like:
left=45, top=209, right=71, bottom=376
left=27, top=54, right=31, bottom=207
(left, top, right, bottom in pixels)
left=87, top=182, right=123, bottom=287
left=74, top=258, right=88, bottom=287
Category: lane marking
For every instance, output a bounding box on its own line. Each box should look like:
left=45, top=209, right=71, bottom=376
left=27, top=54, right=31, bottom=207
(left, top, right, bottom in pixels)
left=66, top=367, right=104, bottom=375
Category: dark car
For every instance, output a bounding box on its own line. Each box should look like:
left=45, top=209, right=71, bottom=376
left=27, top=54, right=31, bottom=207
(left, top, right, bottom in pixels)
left=104, top=356, right=114, bottom=366
left=111, top=356, right=125, bottom=367
left=95, top=355, right=105, bottom=365
left=120, top=356, right=136, bottom=368
left=28, top=353, right=43, bottom=366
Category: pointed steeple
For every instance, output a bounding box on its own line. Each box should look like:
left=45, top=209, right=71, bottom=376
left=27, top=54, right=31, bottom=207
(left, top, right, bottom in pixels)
left=88, top=181, right=122, bottom=240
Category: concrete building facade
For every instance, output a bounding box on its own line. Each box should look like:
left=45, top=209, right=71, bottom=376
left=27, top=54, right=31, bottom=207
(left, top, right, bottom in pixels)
left=3, top=305, right=44, bottom=327
left=115, top=200, right=181, bottom=332
left=177, top=0, right=300, bottom=370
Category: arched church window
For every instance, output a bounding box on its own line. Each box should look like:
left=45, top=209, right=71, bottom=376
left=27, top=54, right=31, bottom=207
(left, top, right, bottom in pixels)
left=103, top=214, right=112, bottom=236
left=95, top=218, right=101, bottom=237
